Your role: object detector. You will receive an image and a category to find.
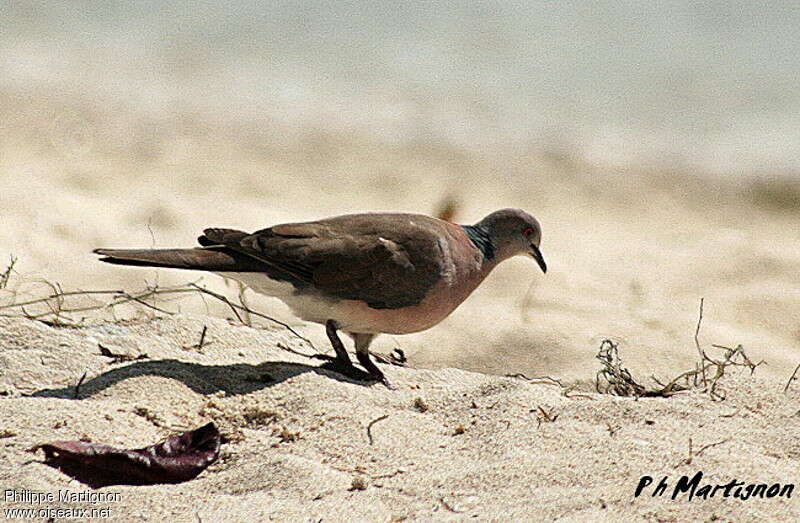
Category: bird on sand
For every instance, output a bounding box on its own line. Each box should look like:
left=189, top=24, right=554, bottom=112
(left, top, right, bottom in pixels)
left=94, top=208, right=546, bottom=388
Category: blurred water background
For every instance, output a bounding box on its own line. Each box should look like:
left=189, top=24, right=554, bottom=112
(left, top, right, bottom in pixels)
left=3, top=0, right=799, bottom=178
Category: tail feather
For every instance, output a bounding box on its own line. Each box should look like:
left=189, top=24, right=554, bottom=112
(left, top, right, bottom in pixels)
left=93, top=248, right=265, bottom=272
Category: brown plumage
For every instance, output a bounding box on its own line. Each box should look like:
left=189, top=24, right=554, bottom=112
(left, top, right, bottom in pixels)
left=95, top=209, right=546, bottom=388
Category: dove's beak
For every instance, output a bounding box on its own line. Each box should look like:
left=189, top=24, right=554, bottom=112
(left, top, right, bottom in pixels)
left=530, top=245, right=547, bottom=273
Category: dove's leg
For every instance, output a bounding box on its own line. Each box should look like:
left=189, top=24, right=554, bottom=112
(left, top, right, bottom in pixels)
left=353, top=333, right=394, bottom=389
left=316, top=320, right=378, bottom=384
left=324, top=319, right=352, bottom=365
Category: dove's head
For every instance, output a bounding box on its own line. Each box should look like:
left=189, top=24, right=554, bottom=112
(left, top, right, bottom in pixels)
left=473, top=208, right=546, bottom=273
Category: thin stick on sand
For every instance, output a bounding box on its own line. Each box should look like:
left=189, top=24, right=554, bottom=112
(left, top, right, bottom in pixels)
left=784, top=363, right=800, bottom=393
left=0, top=276, right=318, bottom=354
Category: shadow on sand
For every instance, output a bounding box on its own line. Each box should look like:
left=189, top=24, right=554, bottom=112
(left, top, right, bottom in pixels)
left=29, top=356, right=378, bottom=399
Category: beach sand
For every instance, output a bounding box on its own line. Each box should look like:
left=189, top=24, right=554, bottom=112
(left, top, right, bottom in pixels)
left=1, top=91, right=799, bottom=521
left=0, top=315, right=798, bottom=522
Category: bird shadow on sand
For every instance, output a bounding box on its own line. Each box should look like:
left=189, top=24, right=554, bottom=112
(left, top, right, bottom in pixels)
left=29, top=357, right=379, bottom=400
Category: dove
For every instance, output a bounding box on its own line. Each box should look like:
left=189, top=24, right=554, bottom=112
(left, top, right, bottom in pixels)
left=95, top=208, right=546, bottom=388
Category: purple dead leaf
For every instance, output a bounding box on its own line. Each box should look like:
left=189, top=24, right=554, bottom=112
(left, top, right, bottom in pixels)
left=35, top=422, right=221, bottom=488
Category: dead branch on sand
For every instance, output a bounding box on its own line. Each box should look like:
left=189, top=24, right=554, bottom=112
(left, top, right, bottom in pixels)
left=595, top=299, right=764, bottom=400
left=676, top=437, right=732, bottom=467
left=0, top=255, right=17, bottom=290
left=784, top=363, right=800, bottom=393
left=0, top=266, right=318, bottom=354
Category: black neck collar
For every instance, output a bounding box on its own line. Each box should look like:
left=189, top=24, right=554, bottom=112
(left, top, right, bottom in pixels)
left=462, top=225, right=495, bottom=260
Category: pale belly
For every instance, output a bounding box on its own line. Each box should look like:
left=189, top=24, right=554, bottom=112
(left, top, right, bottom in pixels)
left=280, top=287, right=472, bottom=334
left=216, top=271, right=483, bottom=334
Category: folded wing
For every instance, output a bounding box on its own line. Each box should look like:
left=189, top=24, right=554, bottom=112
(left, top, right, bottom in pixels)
left=200, top=216, right=444, bottom=309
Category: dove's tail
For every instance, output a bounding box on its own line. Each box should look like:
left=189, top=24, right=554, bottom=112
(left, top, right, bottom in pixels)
left=93, top=248, right=264, bottom=272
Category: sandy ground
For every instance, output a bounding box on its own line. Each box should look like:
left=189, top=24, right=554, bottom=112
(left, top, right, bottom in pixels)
left=1, top=315, right=798, bottom=522
left=1, top=90, right=800, bottom=521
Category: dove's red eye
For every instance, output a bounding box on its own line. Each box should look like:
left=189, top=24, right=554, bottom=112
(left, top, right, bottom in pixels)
left=523, top=228, right=534, bottom=238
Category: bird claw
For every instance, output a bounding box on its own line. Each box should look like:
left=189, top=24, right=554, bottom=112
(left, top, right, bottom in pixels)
left=318, top=359, right=374, bottom=381
left=317, top=359, right=394, bottom=389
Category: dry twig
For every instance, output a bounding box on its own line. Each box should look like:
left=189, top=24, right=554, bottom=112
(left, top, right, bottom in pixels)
left=366, top=414, right=390, bottom=445
left=506, top=373, right=565, bottom=387
left=595, top=339, right=648, bottom=396
left=784, top=363, right=800, bottom=393
left=694, top=297, right=707, bottom=386
left=197, top=325, right=208, bottom=350
left=535, top=406, right=559, bottom=427
left=0, top=274, right=318, bottom=354
left=679, top=437, right=731, bottom=466
left=0, top=255, right=16, bottom=290
left=595, top=299, right=764, bottom=400
left=73, top=372, right=88, bottom=399
left=183, top=326, right=210, bottom=352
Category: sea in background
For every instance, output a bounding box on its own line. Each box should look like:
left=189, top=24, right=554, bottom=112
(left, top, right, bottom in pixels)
left=3, top=0, right=799, bottom=178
